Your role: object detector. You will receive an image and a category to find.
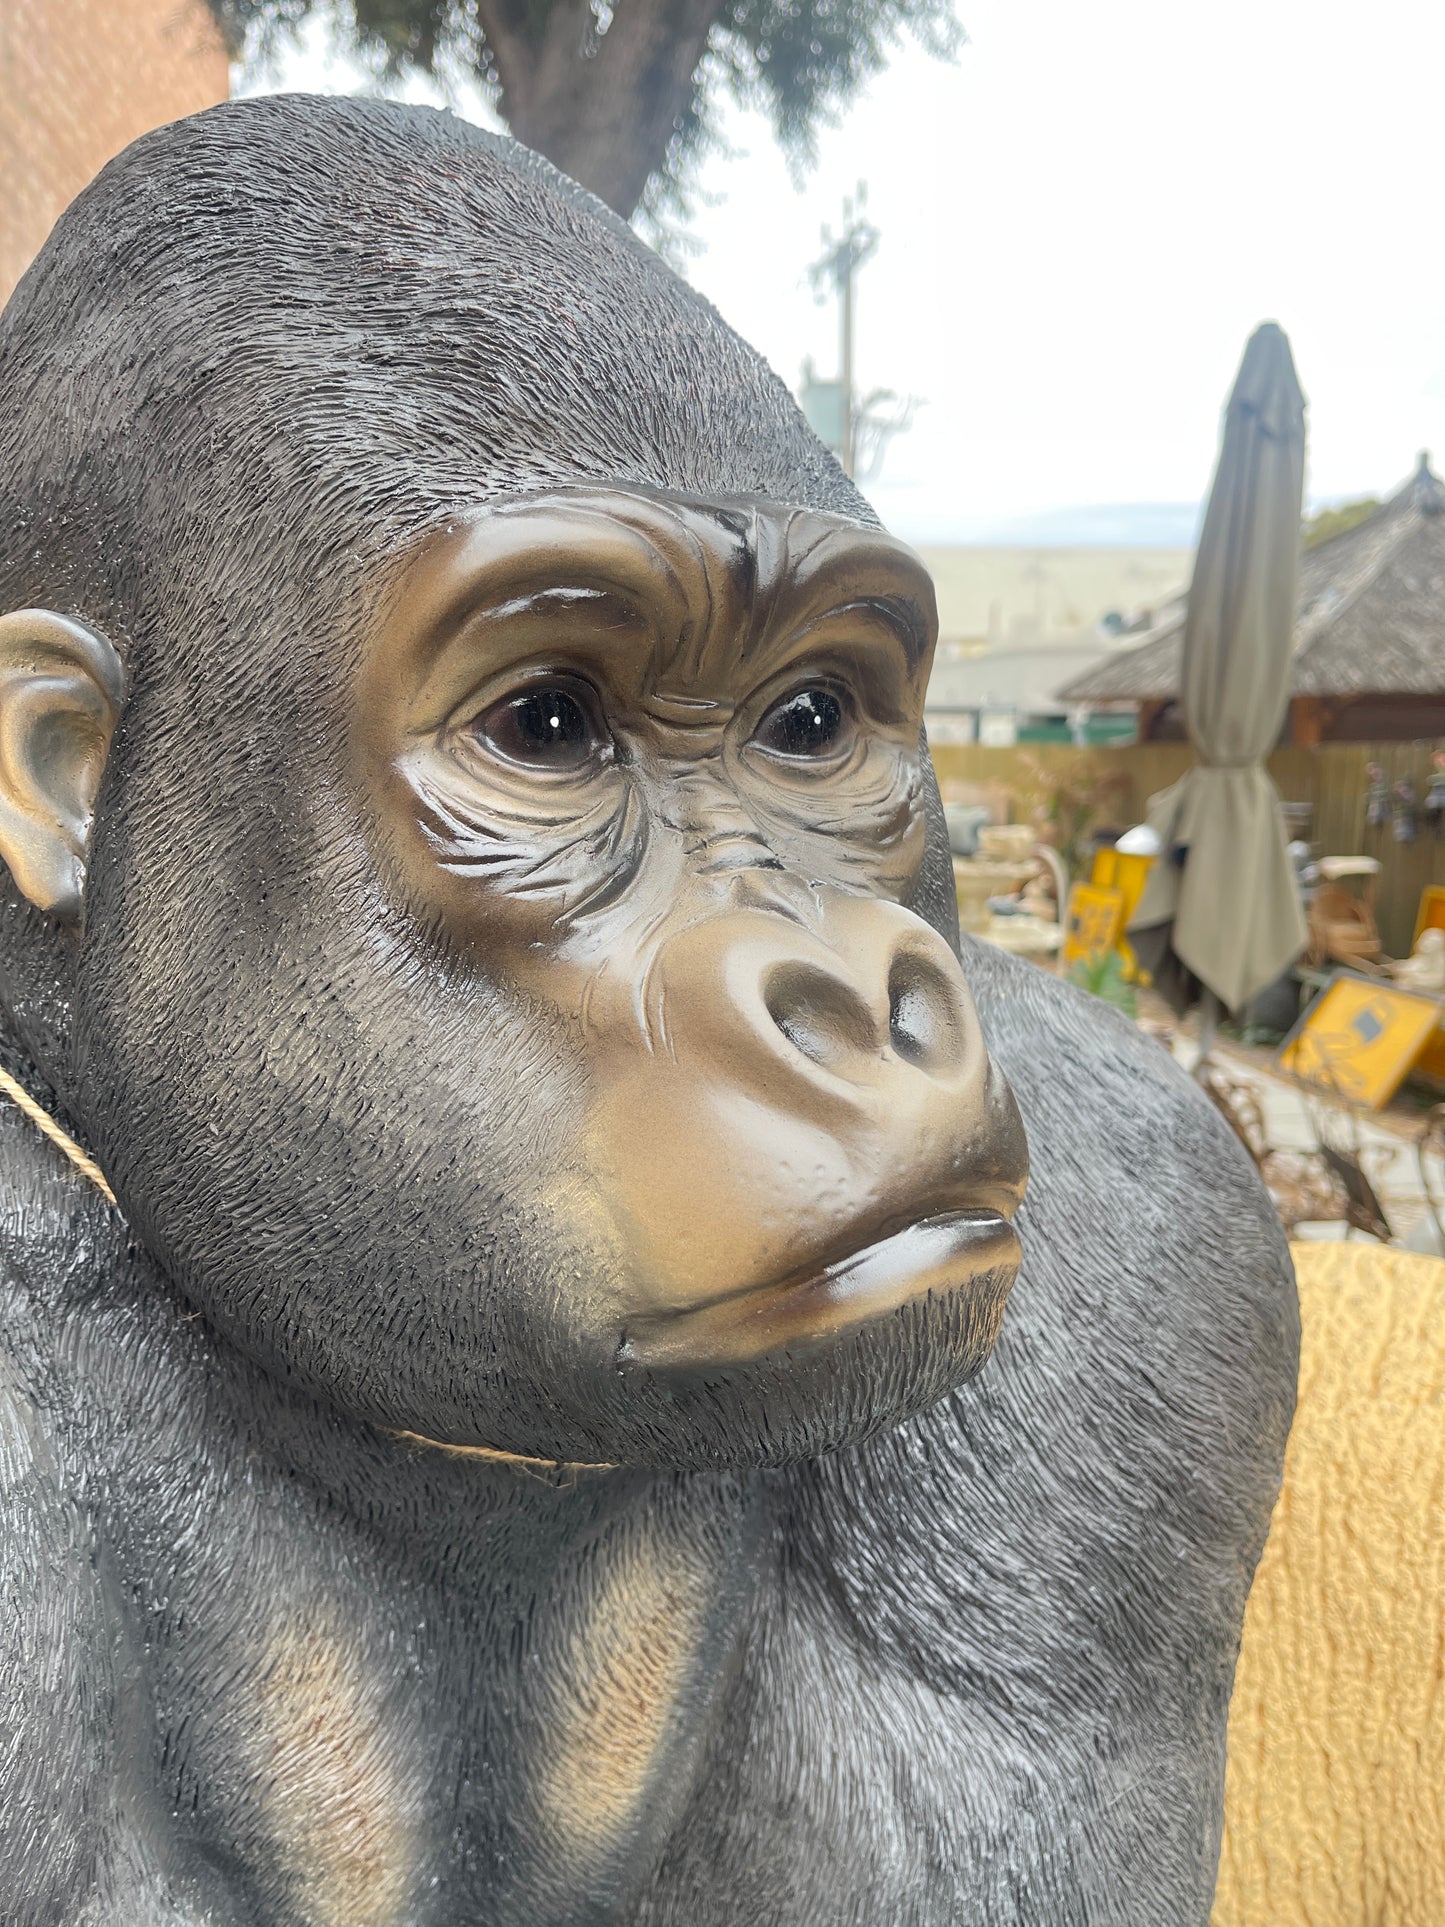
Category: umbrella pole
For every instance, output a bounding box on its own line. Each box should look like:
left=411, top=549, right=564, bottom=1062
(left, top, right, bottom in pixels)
left=1194, top=989, right=1221, bottom=1078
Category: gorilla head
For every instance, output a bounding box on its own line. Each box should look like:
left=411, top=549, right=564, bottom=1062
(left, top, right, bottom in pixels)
left=0, top=96, right=1025, bottom=1468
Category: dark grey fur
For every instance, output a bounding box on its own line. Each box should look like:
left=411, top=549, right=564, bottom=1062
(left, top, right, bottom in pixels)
left=0, top=97, right=1296, bottom=1924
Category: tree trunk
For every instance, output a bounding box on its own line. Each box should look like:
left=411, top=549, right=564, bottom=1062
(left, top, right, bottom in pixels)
left=475, top=0, right=726, bottom=218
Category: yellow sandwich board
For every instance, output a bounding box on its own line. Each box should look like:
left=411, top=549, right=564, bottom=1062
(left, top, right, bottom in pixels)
left=1278, top=972, right=1444, bottom=1110
left=1089, top=847, right=1155, bottom=981
left=1062, top=883, right=1125, bottom=966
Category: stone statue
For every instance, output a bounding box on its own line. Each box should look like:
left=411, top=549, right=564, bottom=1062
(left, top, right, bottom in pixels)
left=0, top=96, right=1295, bottom=1924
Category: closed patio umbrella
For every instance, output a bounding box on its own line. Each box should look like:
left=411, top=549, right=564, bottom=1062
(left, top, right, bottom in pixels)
left=1130, top=322, right=1308, bottom=1034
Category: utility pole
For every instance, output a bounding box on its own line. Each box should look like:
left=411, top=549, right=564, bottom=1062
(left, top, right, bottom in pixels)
left=809, top=184, right=879, bottom=477
left=804, top=184, right=915, bottom=481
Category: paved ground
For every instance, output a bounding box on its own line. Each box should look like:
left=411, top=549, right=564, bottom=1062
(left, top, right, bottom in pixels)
left=1003, top=943, right=1445, bottom=1253
left=1157, top=1009, right=1444, bottom=1253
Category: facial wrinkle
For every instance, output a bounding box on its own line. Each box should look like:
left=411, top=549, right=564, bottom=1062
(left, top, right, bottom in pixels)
left=677, top=507, right=726, bottom=692
left=411, top=758, right=644, bottom=922
left=660, top=761, right=784, bottom=877
left=740, top=748, right=925, bottom=903
left=718, top=867, right=826, bottom=930
left=741, top=503, right=791, bottom=669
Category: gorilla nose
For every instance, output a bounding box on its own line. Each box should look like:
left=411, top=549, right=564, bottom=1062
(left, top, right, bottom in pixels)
left=585, top=893, right=1027, bottom=1312
left=709, top=896, right=986, bottom=1113
left=763, top=943, right=971, bottom=1082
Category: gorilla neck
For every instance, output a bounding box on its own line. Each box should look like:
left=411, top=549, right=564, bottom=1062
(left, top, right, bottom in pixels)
left=0, top=1031, right=743, bottom=1548
left=63, top=1133, right=770, bottom=1572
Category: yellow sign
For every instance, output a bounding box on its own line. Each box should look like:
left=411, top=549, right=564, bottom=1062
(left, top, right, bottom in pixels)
left=1090, top=847, right=1156, bottom=980
left=1063, top=883, right=1125, bottom=965
left=1278, top=973, right=1443, bottom=1109
left=1415, top=885, right=1445, bottom=945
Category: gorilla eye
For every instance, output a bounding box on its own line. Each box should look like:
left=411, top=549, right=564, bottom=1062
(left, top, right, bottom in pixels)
left=477, top=684, right=608, bottom=773
left=753, top=688, right=849, bottom=760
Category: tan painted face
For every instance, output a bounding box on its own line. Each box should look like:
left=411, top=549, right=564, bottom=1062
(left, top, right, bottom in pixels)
left=354, top=486, right=1026, bottom=1382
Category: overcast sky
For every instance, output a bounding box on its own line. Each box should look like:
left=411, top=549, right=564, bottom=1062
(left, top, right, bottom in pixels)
left=246, top=0, right=1445, bottom=543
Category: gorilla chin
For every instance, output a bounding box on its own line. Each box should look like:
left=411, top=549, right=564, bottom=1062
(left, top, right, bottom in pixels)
left=386, top=1214, right=1023, bottom=1474
left=601, top=1244, right=1023, bottom=1473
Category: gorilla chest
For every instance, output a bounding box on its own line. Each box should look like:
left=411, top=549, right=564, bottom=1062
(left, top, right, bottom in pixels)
left=118, top=1444, right=754, bottom=1925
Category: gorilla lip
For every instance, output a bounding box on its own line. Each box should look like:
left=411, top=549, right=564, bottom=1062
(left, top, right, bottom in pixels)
left=617, top=1209, right=1020, bottom=1371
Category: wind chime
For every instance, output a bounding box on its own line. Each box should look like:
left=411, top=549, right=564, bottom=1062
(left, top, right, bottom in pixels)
left=1392, top=774, right=1419, bottom=844
left=1364, top=762, right=1390, bottom=833
left=1425, top=750, right=1445, bottom=836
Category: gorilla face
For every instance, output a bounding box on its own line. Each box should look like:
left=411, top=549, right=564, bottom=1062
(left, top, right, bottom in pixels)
left=356, top=486, right=1026, bottom=1377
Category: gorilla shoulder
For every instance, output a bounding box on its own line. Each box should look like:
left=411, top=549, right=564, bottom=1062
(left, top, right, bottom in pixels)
left=969, top=935, right=1289, bottom=1262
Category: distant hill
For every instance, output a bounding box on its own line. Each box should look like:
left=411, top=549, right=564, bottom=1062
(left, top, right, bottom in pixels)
left=873, top=496, right=1204, bottom=549
left=882, top=493, right=1392, bottom=551
left=972, top=503, right=1203, bottom=547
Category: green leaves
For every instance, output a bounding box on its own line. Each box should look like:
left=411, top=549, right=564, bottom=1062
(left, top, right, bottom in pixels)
left=1066, top=948, right=1139, bottom=1020
left=713, top=0, right=961, bottom=169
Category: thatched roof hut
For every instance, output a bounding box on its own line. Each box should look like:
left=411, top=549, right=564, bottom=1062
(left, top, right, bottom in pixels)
left=1059, top=455, right=1445, bottom=742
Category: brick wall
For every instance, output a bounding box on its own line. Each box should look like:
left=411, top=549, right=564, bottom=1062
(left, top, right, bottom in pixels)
left=0, top=0, right=229, bottom=305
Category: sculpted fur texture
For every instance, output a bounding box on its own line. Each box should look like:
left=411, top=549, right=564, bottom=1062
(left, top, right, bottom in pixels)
left=0, top=95, right=1295, bottom=1924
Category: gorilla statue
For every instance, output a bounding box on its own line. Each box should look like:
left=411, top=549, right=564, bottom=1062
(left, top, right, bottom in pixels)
left=0, top=95, right=1295, bottom=1925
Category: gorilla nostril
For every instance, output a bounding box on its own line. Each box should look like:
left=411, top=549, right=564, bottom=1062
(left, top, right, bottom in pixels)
left=888, top=953, right=965, bottom=1072
left=764, top=963, right=879, bottom=1069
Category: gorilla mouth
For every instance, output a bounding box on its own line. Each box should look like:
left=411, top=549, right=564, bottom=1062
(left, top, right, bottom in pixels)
left=617, top=1210, right=1021, bottom=1372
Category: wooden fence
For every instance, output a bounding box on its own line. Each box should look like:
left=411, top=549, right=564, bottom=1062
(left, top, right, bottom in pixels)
left=931, top=741, right=1445, bottom=957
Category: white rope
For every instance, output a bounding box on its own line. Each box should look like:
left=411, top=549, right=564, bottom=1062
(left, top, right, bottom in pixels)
left=0, top=1064, right=116, bottom=1204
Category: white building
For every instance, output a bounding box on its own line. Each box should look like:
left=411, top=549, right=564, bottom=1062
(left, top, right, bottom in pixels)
left=918, top=546, right=1190, bottom=746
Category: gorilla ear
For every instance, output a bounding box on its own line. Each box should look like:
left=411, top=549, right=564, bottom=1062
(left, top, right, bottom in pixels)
left=0, top=611, right=124, bottom=920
